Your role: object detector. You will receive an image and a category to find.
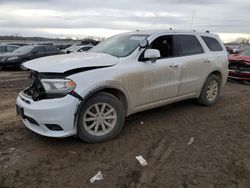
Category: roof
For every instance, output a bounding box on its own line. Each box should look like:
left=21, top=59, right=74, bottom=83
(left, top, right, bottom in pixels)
left=124, top=29, right=218, bottom=37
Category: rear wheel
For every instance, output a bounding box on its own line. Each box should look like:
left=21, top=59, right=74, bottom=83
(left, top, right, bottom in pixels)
left=77, top=92, right=125, bottom=143
left=197, top=74, right=221, bottom=106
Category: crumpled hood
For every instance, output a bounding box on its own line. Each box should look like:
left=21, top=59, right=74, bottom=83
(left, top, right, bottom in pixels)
left=24, top=52, right=118, bottom=73
left=229, top=55, right=250, bottom=64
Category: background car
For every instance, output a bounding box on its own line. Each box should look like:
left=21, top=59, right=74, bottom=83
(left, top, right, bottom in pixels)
left=0, top=44, right=20, bottom=54
left=228, top=48, right=250, bottom=82
left=63, top=44, right=93, bottom=54
left=0, top=45, right=64, bottom=69
left=226, top=46, right=234, bottom=54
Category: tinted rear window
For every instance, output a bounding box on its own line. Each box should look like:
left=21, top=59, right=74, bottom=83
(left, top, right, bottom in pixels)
left=202, top=36, right=223, bottom=51
left=174, top=35, right=204, bottom=56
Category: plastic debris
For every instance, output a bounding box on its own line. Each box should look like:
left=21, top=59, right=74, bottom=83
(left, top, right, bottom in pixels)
left=90, top=171, right=103, bottom=183
left=68, top=150, right=77, bottom=155
left=136, top=156, right=148, bottom=166
left=188, top=137, right=194, bottom=145
left=140, top=121, right=144, bottom=125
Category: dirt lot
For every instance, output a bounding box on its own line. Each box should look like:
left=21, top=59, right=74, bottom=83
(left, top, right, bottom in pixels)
left=0, top=70, right=250, bottom=188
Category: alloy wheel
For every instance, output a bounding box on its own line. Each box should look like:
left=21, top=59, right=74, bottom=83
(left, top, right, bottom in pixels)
left=83, top=103, right=117, bottom=136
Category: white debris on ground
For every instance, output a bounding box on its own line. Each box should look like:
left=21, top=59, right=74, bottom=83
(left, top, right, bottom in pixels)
left=188, top=137, right=195, bottom=145
left=136, top=156, right=148, bottom=166
left=90, top=171, right=103, bottom=183
left=140, top=121, right=144, bottom=125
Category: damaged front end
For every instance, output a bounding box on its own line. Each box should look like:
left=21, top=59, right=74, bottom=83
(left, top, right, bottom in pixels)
left=228, top=60, right=250, bottom=81
left=23, top=71, right=46, bottom=101
left=23, top=71, right=76, bottom=101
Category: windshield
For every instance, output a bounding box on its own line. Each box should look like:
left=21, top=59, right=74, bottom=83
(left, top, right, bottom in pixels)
left=239, top=49, right=250, bottom=56
left=89, top=34, right=149, bottom=57
left=13, top=46, right=34, bottom=53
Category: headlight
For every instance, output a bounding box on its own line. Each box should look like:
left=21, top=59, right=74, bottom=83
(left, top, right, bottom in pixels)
left=7, top=57, right=19, bottom=61
left=41, top=79, right=76, bottom=94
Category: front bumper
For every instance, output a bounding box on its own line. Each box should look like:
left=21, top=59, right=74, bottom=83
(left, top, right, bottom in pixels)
left=0, top=60, right=20, bottom=68
left=228, top=70, right=250, bottom=81
left=16, top=91, right=80, bottom=138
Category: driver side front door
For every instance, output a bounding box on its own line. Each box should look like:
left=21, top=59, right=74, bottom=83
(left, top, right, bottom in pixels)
left=133, top=35, right=181, bottom=110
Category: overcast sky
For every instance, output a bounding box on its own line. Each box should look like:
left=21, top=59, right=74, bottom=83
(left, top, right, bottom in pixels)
left=0, top=0, right=249, bottom=42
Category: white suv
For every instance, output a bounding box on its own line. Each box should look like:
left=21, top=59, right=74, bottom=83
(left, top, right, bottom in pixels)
left=16, top=30, right=229, bottom=143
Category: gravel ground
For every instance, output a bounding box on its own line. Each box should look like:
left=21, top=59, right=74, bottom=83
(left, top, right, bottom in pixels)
left=0, top=70, right=250, bottom=188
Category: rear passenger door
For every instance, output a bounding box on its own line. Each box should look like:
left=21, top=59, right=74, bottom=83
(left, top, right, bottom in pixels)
left=173, top=34, right=211, bottom=96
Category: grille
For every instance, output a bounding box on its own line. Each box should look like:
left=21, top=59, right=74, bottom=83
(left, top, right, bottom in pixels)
left=229, top=60, right=250, bottom=72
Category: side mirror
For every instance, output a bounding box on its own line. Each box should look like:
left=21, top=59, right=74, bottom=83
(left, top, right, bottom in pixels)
left=144, top=49, right=161, bottom=63
left=32, top=50, right=38, bottom=54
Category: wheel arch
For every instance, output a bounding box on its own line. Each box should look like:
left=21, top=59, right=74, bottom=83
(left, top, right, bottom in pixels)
left=209, top=70, right=222, bottom=84
left=197, top=70, right=223, bottom=98
left=77, top=85, right=129, bottom=117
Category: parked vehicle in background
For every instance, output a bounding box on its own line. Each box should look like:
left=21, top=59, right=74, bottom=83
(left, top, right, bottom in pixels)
left=0, top=44, right=20, bottom=54
left=0, top=45, right=64, bottom=69
left=225, top=45, right=241, bottom=54
left=226, top=46, right=234, bottom=54
left=16, top=30, right=228, bottom=143
left=63, top=44, right=93, bottom=54
left=81, top=38, right=100, bottom=46
left=55, top=44, right=73, bottom=50
left=228, top=48, right=250, bottom=82
left=7, top=43, right=29, bottom=47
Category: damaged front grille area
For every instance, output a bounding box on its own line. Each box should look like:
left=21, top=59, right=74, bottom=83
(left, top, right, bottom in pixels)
left=23, top=71, right=46, bottom=101
left=23, top=71, right=69, bottom=101
left=229, top=60, right=250, bottom=72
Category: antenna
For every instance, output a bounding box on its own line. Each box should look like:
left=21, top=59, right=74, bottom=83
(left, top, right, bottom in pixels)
left=190, top=8, right=196, bottom=31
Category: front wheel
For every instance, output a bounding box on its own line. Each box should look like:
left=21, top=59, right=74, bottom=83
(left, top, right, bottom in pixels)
left=197, top=74, right=221, bottom=106
left=77, top=92, right=125, bottom=143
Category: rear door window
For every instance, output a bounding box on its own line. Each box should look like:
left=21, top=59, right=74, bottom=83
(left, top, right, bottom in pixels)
left=45, top=46, right=58, bottom=52
left=174, top=35, right=204, bottom=56
left=34, top=46, right=45, bottom=53
left=201, top=36, right=223, bottom=51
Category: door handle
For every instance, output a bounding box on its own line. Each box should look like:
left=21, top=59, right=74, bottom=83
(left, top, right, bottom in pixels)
left=204, top=59, right=211, bottom=63
left=169, top=64, right=179, bottom=68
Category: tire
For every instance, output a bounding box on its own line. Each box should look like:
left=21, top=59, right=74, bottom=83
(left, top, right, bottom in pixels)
left=77, top=92, right=125, bottom=143
left=197, top=74, right=221, bottom=106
